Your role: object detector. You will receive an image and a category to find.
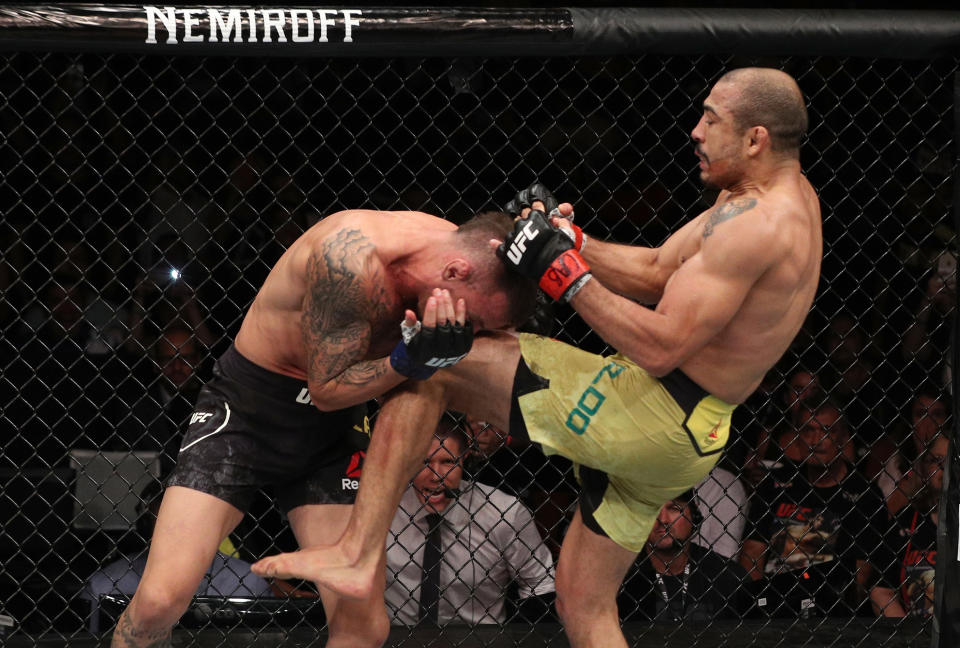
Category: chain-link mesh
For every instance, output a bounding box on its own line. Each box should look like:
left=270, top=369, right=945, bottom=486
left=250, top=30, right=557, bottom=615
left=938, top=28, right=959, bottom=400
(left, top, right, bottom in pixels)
left=0, top=42, right=955, bottom=648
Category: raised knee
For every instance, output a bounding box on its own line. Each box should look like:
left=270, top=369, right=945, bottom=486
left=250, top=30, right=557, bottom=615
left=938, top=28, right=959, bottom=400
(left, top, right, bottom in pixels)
left=555, top=585, right=616, bottom=634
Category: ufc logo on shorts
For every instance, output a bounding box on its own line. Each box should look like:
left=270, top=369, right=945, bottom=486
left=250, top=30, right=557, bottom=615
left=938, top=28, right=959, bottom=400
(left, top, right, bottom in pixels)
left=189, top=412, right=213, bottom=425
left=425, top=353, right=467, bottom=368
left=506, top=221, right=540, bottom=264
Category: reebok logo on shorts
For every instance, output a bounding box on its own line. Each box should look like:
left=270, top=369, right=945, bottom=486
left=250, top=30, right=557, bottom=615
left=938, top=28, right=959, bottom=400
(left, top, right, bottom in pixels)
left=341, top=450, right=365, bottom=490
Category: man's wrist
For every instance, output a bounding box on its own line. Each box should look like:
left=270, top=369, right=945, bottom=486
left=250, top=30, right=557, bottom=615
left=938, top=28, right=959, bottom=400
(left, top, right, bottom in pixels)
left=538, top=249, right=592, bottom=302
left=389, top=341, right=437, bottom=380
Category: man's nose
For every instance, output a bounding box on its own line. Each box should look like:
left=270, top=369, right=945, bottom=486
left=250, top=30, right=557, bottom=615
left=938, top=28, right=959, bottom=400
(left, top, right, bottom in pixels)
left=691, top=121, right=704, bottom=141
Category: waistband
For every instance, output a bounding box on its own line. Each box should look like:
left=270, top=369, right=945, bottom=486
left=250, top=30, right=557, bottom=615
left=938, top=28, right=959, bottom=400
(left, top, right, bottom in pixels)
left=659, top=368, right=733, bottom=416
left=214, top=344, right=309, bottom=402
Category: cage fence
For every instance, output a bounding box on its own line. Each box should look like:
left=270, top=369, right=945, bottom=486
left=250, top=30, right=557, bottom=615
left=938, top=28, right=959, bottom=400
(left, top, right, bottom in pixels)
left=0, top=6, right=958, bottom=648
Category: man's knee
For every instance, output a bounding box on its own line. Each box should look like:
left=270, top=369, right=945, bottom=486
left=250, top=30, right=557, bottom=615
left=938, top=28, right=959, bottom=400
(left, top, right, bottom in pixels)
left=555, top=581, right=617, bottom=630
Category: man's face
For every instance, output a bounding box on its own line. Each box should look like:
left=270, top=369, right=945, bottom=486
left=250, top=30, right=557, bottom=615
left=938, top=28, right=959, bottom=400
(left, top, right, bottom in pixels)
left=825, top=315, right=862, bottom=363
left=413, top=436, right=464, bottom=514
left=918, top=435, right=949, bottom=494
left=912, top=395, right=948, bottom=449
left=647, top=499, right=695, bottom=551
left=690, top=81, right=750, bottom=189
left=798, top=407, right=846, bottom=467
left=784, top=371, right=819, bottom=414
left=155, top=330, right=200, bottom=389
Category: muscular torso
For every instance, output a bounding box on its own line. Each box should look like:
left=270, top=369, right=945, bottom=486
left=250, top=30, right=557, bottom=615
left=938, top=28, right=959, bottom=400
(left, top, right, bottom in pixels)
left=663, top=174, right=822, bottom=403
left=234, top=210, right=454, bottom=380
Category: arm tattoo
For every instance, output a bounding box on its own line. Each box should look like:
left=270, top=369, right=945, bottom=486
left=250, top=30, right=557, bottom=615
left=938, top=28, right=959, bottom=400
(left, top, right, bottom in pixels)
left=703, top=197, right=757, bottom=238
left=302, top=229, right=381, bottom=387
left=337, top=359, right=390, bottom=387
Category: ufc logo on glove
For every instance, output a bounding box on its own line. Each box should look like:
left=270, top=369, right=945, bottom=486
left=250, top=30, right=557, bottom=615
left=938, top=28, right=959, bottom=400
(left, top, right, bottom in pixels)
left=390, top=319, right=474, bottom=380
left=506, top=221, right=541, bottom=264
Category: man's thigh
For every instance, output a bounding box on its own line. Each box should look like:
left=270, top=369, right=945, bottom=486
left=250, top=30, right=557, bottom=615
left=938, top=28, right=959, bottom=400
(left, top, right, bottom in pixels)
left=139, top=486, right=245, bottom=592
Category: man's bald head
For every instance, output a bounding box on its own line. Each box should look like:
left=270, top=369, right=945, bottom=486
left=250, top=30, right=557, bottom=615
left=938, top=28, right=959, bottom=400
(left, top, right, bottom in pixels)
left=716, top=67, right=808, bottom=156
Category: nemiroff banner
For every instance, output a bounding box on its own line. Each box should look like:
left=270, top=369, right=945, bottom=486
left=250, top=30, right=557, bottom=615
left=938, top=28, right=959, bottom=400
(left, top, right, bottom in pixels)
left=143, top=7, right=363, bottom=44
left=0, top=6, right=571, bottom=56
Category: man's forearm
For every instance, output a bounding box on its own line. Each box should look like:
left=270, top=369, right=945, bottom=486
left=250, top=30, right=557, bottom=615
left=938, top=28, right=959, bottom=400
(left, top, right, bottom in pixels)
left=569, top=279, right=679, bottom=375
left=310, top=358, right=406, bottom=411
left=582, top=238, right=669, bottom=304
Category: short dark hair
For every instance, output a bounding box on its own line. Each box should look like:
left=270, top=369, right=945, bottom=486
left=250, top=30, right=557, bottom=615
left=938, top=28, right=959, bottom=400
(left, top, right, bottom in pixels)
left=671, top=488, right=703, bottom=528
left=795, top=399, right=847, bottom=437
left=433, top=413, right=470, bottom=456
left=718, top=67, right=808, bottom=155
left=456, top=211, right=538, bottom=327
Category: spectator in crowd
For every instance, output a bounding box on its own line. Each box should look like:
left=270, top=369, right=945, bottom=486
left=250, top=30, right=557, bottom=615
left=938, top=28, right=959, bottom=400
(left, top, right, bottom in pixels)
left=870, top=434, right=949, bottom=618
left=739, top=401, right=889, bottom=616
left=114, top=323, right=208, bottom=472
left=866, top=383, right=951, bottom=515
left=820, top=311, right=889, bottom=449
left=692, top=465, right=748, bottom=560
left=769, top=368, right=825, bottom=465
left=619, top=490, right=750, bottom=622
left=385, top=417, right=555, bottom=626
left=23, top=227, right=131, bottom=357
left=901, top=250, right=956, bottom=392
left=19, top=267, right=133, bottom=461
left=740, top=364, right=823, bottom=487
left=127, top=256, right=215, bottom=355
left=80, top=479, right=272, bottom=634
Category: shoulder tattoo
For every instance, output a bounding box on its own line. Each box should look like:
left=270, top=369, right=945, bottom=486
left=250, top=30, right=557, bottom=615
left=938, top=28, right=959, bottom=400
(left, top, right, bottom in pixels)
left=302, top=229, right=379, bottom=381
left=703, top=197, right=758, bottom=239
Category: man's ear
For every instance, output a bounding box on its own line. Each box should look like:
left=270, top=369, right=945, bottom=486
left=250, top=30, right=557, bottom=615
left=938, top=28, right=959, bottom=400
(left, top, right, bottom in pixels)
left=442, top=258, right=471, bottom=281
left=746, top=126, right=770, bottom=157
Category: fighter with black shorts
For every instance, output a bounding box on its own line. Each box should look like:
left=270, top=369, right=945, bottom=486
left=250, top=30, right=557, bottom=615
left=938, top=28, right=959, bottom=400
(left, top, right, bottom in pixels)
left=168, top=345, right=369, bottom=513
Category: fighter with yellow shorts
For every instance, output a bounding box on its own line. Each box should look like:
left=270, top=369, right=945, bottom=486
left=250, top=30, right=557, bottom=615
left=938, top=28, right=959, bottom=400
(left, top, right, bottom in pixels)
left=509, top=333, right=737, bottom=552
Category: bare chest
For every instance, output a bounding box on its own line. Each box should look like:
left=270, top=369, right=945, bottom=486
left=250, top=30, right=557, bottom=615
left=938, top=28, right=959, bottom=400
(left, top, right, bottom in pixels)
left=675, top=221, right=705, bottom=267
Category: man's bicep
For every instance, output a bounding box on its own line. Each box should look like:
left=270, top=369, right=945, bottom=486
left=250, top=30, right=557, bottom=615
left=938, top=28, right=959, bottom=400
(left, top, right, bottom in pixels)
left=654, top=260, right=755, bottom=357
left=656, top=222, right=776, bottom=353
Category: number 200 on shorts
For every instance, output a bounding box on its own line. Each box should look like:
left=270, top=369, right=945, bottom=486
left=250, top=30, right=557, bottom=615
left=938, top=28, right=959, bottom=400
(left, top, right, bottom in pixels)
left=565, top=361, right=625, bottom=435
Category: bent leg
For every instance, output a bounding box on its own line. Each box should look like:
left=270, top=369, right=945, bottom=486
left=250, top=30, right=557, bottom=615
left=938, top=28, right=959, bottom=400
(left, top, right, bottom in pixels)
left=111, top=486, right=244, bottom=647
left=251, top=333, right=522, bottom=596
left=287, top=504, right=389, bottom=648
left=554, top=509, right=638, bottom=648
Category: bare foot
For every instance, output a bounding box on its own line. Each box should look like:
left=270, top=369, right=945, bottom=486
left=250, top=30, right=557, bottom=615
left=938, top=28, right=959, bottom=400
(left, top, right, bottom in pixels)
left=252, top=544, right=379, bottom=601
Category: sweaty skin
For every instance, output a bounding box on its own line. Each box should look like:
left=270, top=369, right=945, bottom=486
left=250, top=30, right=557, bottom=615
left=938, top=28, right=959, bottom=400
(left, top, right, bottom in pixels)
left=568, top=168, right=821, bottom=405
left=234, top=209, right=513, bottom=411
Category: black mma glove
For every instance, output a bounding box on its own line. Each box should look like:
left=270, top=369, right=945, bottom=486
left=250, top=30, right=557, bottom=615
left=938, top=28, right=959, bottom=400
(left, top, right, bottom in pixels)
left=505, top=182, right=560, bottom=218
left=496, top=210, right=593, bottom=303
left=389, top=318, right=474, bottom=380
left=505, top=182, right=586, bottom=251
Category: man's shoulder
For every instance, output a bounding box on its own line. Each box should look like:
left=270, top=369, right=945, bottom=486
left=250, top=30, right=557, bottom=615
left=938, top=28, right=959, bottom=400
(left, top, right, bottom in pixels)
left=690, top=544, right=746, bottom=579
left=757, top=462, right=803, bottom=491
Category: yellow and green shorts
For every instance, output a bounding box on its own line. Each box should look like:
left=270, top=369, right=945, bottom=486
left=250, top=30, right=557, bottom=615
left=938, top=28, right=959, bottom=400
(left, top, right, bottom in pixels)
left=509, top=333, right=737, bottom=552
